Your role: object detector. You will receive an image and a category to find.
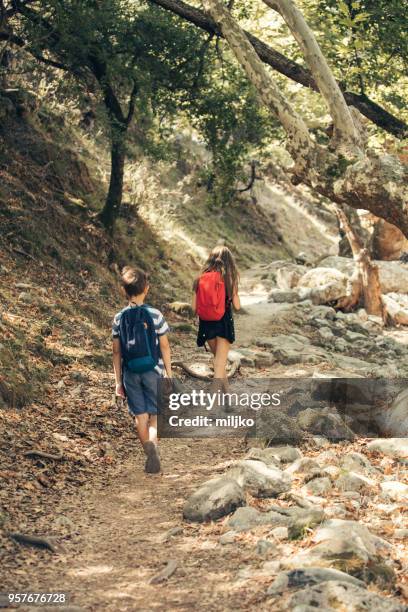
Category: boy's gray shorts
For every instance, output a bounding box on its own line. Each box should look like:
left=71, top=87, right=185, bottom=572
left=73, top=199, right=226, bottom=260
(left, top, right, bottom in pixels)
left=123, top=369, right=161, bottom=416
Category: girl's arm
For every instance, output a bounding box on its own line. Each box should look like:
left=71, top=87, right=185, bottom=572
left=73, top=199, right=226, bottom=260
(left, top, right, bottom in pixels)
left=159, top=334, right=172, bottom=378
left=232, top=290, right=241, bottom=311
left=192, top=290, right=197, bottom=314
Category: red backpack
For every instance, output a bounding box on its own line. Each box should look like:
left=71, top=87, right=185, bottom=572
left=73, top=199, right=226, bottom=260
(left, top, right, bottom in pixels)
left=196, top=271, right=226, bottom=321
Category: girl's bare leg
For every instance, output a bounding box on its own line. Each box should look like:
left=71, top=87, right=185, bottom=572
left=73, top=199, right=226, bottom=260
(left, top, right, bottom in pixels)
left=214, top=337, right=230, bottom=379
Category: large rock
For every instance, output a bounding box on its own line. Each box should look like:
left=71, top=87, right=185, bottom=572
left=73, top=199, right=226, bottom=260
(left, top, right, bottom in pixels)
left=287, top=508, right=326, bottom=539
left=382, top=293, right=408, bottom=325
left=336, top=471, right=376, bottom=493
left=256, top=334, right=328, bottom=365
left=340, top=452, right=376, bottom=475
left=286, top=519, right=394, bottom=584
left=301, top=476, right=332, bottom=497
left=285, top=457, right=321, bottom=475
left=267, top=567, right=364, bottom=595
left=288, top=581, right=406, bottom=612
left=320, top=255, right=408, bottom=294
left=297, top=267, right=348, bottom=304
left=296, top=406, right=355, bottom=441
left=183, top=476, right=245, bottom=522
left=245, top=446, right=301, bottom=465
left=267, top=446, right=302, bottom=464
left=231, top=460, right=292, bottom=498
left=367, top=438, right=408, bottom=460
left=375, top=389, right=408, bottom=437
left=245, top=447, right=281, bottom=466
left=228, top=506, right=289, bottom=532
left=256, top=408, right=304, bottom=444
left=268, top=288, right=301, bottom=303
left=380, top=481, right=408, bottom=502
left=276, top=263, right=306, bottom=290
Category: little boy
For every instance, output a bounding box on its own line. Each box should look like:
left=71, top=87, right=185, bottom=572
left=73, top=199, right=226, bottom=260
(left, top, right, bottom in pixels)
left=112, top=266, right=172, bottom=473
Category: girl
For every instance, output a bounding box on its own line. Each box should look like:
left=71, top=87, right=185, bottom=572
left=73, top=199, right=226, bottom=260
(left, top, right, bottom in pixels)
left=192, top=246, right=241, bottom=386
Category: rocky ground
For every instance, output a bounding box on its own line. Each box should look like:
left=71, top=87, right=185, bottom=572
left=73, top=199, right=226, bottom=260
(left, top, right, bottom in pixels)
left=1, top=257, right=408, bottom=611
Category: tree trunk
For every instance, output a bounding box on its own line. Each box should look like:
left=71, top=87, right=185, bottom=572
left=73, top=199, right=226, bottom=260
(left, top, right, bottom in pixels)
left=99, top=136, right=126, bottom=231
left=150, top=0, right=407, bottom=138
left=202, top=0, right=408, bottom=237
left=335, top=205, right=385, bottom=319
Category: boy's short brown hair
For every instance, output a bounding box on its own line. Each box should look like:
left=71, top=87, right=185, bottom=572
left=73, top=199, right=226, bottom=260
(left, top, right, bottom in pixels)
left=121, top=266, right=149, bottom=297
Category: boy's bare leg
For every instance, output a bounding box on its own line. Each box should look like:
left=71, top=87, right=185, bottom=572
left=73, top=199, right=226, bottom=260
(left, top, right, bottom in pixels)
left=148, top=415, right=158, bottom=446
left=135, top=413, right=150, bottom=445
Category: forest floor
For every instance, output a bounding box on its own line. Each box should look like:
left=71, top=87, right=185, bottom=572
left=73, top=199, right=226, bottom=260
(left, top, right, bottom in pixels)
left=1, top=270, right=407, bottom=612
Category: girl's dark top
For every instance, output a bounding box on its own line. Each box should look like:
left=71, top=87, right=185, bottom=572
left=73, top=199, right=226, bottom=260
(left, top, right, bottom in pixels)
left=196, top=299, right=235, bottom=347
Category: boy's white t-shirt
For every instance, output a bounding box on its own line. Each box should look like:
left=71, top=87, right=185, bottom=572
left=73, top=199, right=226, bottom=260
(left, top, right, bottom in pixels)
left=112, top=304, right=169, bottom=375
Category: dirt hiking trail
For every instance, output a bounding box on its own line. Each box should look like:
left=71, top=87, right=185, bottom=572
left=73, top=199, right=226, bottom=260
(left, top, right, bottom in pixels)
left=1, top=267, right=407, bottom=612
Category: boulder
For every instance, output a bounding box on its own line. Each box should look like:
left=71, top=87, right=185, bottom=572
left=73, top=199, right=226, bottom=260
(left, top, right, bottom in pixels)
left=246, top=446, right=301, bottom=465
left=288, top=581, right=405, bottom=612
left=228, top=506, right=289, bottom=532
left=336, top=471, right=376, bottom=493
left=367, top=438, right=408, bottom=460
left=256, top=408, right=304, bottom=444
left=321, top=255, right=408, bottom=293
left=183, top=476, right=245, bottom=522
left=256, top=334, right=328, bottom=365
left=382, top=293, right=408, bottom=326
left=296, top=407, right=355, bottom=441
left=297, top=267, right=348, bottom=304
left=268, top=288, right=301, bottom=303
left=285, top=457, right=321, bottom=475
left=267, top=567, right=364, bottom=595
left=276, top=263, right=306, bottom=289
left=286, top=519, right=394, bottom=584
left=245, top=447, right=281, bottom=466
left=301, top=477, right=332, bottom=497
left=231, top=460, right=292, bottom=498
left=287, top=508, right=326, bottom=539
left=375, top=389, right=408, bottom=437
left=340, top=452, right=376, bottom=475
left=267, top=446, right=302, bottom=463
left=380, top=481, right=408, bottom=502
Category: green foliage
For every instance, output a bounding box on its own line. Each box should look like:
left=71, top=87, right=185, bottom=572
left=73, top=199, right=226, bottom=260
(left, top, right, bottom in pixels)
left=186, top=47, right=279, bottom=207
left=297, top=0, right=408, bottom=114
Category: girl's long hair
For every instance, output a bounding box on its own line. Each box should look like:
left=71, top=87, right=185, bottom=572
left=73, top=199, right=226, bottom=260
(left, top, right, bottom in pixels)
left=198, top=245, right=240, bottom=298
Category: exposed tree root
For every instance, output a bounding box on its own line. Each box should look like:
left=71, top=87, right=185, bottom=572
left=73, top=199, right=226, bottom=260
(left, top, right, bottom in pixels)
left=173, top=359, right=241, bottom=381
left=149, top=560, right=178, bottom=584
left=24, top=449, right=64, bottom=461
left=9, top=532, right=58, bottom=553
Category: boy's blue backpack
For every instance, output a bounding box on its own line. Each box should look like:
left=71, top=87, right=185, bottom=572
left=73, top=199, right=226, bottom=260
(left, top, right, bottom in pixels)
left=119, top=305, right=159, bottom=374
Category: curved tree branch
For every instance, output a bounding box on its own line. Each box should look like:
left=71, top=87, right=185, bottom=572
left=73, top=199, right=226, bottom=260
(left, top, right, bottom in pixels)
left=148, top=0, right=407, bottom=139
left=263, top=0, right=362, bottom=153
left=202, top=0, right=316, bottom=175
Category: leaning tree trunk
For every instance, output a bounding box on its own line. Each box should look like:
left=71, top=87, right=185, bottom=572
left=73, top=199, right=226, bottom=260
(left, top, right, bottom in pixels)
left=335, top=205, right=385, bottom=319
left=99, top=135, right=126, bottom=231
left=202, top=0, right=408, bottom=237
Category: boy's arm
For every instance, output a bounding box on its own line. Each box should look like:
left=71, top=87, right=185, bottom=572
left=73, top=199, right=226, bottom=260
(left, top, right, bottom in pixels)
left=159, top=334, right=172, bottom=378
left=112, top=338, right=125, bottom=397
left=192, top=291, right=197, bottom=314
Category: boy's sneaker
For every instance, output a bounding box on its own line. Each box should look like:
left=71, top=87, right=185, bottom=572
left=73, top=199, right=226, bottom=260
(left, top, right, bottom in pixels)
left=143, top=441, right=161, bottom=474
